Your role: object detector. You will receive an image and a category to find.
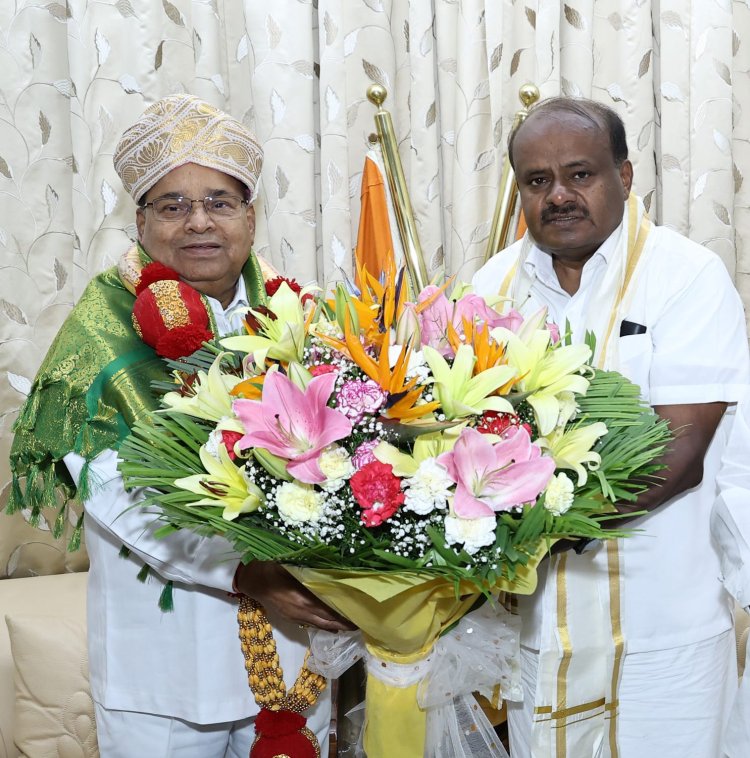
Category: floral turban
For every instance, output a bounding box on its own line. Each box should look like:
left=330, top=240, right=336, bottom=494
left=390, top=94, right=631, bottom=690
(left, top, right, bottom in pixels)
left=113, top=93, right=263, bottom=203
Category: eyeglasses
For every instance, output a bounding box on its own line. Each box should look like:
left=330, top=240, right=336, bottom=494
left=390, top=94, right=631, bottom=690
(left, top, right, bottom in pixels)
left=141, top=194, right=249, bottom=222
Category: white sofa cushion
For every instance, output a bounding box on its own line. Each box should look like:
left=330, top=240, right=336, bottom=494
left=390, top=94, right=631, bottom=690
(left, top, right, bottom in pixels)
left=6, top=615, right=97, bottom=758
left=0, top=572, right=94, bottom=758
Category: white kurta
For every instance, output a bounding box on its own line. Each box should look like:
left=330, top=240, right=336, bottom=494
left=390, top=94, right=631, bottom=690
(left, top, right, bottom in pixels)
left=65, top=279, right=331, bottom=733
left=713, top=395, right=750, bottom=756
left=473, top=215, right=750, bottom=756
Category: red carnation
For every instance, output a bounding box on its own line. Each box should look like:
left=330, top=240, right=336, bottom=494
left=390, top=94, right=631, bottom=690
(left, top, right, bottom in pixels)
left=309, top=364, right=338, bottom=376
left=476, top=411, right=531, bottom=438
left=265, top=275, right=314, bottom=304
left=350, top=461, right=404, bottom=527
left=136, top=262, right=181, bottom=294
left=221, top=430, right=244, bottom=460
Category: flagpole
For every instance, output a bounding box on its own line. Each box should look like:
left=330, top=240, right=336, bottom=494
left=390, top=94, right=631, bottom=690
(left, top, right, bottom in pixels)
left=367, top=84, right=429, bottom=293
left=484, top=83, right=540, bottom=262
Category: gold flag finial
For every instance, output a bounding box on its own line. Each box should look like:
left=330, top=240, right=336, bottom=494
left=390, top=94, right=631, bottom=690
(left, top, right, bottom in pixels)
left=367, top=84, right=387, bottom=109
left=367, top=85, right=429, bottom=292
left=518, top=83, right=540, bottom=110
left=484, top=84, right=540, bottom=262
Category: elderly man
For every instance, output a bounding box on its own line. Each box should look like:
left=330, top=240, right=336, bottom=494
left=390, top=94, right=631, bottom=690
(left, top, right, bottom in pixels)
left=9, top=94, right=346, bottom=757
left=472, top=97, right=749, bottom=757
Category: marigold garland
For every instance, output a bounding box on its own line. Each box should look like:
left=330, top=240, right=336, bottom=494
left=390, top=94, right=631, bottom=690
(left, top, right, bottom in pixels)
left=238, top=595, right=326, bottom=758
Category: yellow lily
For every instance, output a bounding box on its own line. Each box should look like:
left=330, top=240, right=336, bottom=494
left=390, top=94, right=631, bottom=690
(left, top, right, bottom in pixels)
left=537, top=421, right=608, bottom=486
left=374, top=425, right=466, bottom=477
left=490, top=326, right=591, bottom=435
left=174, top=444, right=265, bottom=521
left=221, top=281, right=307, bottom=370
left=422, top=344, right=516, bottom=420
left=162, top=353, right=242, bottom=422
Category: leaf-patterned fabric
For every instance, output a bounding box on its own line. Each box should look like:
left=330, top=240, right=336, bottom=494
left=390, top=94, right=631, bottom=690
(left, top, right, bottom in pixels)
left=1, top=0, right=749, bottom=573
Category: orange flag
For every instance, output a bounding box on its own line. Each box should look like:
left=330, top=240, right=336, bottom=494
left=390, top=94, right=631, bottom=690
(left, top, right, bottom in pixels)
left=516, top=209, right=527, bottom=240
left=355, top=154, right=396, bottom=286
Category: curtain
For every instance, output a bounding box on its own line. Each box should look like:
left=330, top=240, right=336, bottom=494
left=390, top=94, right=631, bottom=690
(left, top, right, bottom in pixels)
left=1, top=0, right=749, bottom=572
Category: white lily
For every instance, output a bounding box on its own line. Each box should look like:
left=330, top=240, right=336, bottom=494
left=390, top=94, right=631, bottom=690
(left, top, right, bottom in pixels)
left=221, top=281, right=306, bottom=370
left=537, top=421, right=608, bottom=486
left=491, top=326, right=591, bottom=435
left=422, top=344, right=516, bottom=420
left=162, top=353, right=242, bottom=422
left=174, top=444, right=264, bottom=521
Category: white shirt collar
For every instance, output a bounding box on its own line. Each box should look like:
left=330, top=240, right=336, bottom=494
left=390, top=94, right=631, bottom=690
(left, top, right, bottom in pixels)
left=204, top=277, right=250, bottom=335
left=523, top=218, right=625, bottom=283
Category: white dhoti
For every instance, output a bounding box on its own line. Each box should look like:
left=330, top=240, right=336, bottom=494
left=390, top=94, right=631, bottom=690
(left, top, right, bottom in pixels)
left=509, top=629, right=736, bottom=758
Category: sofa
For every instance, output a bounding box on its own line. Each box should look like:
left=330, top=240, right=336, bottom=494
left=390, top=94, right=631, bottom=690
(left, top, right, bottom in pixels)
left=1, top=505, right=749, bottom=758
left=0, top=507, right=95, bottom=758
left=0, top=572, right=94, bottom=758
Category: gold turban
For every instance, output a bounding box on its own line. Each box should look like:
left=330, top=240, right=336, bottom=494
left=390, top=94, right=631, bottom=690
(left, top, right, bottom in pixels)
left=113, top=94, right=263, bottom=203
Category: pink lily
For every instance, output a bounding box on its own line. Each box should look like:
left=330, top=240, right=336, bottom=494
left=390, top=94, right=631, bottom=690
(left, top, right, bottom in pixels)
left=437, top=426, right=556, bottom=517
left=233, top=370, right=352, bottom=484
left=417, top=286, right=523, bottom=357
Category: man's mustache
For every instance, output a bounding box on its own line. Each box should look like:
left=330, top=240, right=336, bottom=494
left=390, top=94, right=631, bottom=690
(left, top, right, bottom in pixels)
left=541, top=204, right=588, bottom=222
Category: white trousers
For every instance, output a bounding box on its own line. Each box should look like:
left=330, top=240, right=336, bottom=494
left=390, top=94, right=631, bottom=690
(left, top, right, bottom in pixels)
left=508, top=629, right=736, bottom=758
left=94, top=700, right=331, bottom=758
left=722, top=640, right=750, bottom=757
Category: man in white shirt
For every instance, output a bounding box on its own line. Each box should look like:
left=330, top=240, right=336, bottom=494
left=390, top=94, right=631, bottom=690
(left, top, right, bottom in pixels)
left=472, top=97, right=749, bottom=758
left=9, top=94, right=349, bottom=757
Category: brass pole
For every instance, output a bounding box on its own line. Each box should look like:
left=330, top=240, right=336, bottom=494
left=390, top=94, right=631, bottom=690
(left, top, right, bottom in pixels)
left=484, top=83, right=540, bottom=262
left=366, top=84, right=429, bottom=293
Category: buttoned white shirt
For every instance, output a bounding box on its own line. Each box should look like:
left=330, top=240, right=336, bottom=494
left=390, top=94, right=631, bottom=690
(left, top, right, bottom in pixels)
left=473, top=221, right=750, bottom=652
left=65, top=276, right=327, bottom=724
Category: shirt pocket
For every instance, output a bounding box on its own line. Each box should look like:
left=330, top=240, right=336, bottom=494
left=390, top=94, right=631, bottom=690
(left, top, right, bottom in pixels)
left=616, top=333, right=653, bottom=402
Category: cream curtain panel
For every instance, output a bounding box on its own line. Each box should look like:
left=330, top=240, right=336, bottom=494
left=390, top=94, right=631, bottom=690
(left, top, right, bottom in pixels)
left=1, top=0, right=749, bottom=570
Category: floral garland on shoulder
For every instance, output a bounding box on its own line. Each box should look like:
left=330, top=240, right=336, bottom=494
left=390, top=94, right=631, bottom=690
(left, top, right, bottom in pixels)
left=130, top=261, right=216, bottom=359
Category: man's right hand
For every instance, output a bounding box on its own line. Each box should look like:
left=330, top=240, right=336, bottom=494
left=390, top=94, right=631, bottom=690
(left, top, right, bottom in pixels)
left=234, top=561, right=356, bottom=633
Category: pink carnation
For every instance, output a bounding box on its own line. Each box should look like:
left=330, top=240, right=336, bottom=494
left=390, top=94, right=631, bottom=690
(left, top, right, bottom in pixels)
left=336, top=378, right=387, bottom=423
left=351, top=440, right=379, bottom=469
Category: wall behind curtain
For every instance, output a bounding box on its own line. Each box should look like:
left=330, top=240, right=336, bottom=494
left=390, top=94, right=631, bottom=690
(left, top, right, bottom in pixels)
left=1, top=0, right=749, bottom=570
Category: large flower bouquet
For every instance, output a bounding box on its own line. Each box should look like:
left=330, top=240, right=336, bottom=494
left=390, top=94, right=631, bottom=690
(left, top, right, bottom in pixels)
left=119, top=264, right=671, bottom=756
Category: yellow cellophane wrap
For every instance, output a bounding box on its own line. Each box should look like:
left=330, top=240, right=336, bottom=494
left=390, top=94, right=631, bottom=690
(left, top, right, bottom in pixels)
left=287, top=544, right=546, bottom=757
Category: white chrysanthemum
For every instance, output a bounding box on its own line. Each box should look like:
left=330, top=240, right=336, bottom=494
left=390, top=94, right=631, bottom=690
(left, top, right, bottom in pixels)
left=276, top=481, right=325, bottom=525
left=204, top=428, right=223, bottom=460
left=403, top=458, right=454, bottom=515
left=310, top=319, right=343, bottom=339
left=388, top=344, right=429, bottom=380
left=544, top=472, right=575, bottom=516
left=444, top=513, right=497, bottom=555
left=318, top=445, right=355, bottom=492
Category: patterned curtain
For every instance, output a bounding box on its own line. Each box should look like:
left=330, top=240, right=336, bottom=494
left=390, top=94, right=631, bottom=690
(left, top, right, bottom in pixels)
left=1, top=0, right=749, bottom=574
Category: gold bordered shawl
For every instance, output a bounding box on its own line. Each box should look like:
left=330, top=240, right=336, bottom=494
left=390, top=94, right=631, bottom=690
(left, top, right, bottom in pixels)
left=7, top=245, right=267, bottom=547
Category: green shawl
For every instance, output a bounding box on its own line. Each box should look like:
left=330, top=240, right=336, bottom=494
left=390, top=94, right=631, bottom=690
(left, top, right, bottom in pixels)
left=8, top=245, right=266, bottom=547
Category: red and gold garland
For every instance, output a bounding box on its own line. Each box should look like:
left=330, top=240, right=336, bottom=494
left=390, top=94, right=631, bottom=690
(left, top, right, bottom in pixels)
left=130, top=262, right=215, bottom=360
left=238, top=597, right=327, bottom=758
